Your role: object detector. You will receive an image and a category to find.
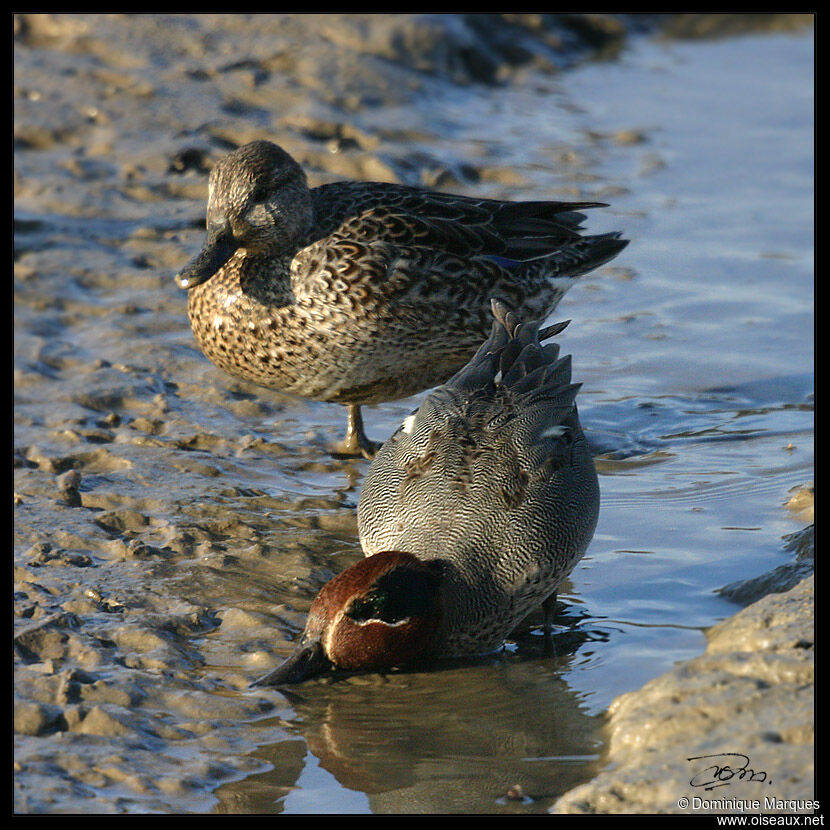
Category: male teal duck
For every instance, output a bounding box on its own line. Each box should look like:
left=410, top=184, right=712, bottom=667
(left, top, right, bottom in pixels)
left=253, top=300, right=599, bottom=684
left=176, top=140, right=626, bottom=457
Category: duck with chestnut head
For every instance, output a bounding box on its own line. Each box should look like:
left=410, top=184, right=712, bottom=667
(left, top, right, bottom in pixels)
left=253, top=300, right=599, bottom=685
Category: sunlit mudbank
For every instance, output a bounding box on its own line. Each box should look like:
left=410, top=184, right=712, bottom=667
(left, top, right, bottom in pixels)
left=15, top=14, right=813, bottom=814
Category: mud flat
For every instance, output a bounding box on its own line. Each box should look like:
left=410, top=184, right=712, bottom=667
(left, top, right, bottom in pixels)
left=12, top=14, right=677, bottom=813
left=553, top=523, right=815, bottom=815
left=15, top=13, right=814, bottom=814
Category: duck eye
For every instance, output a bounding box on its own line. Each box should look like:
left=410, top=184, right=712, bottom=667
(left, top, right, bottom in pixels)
left=251, top=185, right=268, bottom=204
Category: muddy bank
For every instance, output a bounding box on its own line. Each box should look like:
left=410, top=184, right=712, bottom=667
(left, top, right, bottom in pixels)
left=554, top=524, right=815, bottom=815
left=14, top=13, right=670, bottom=813
left=15, top=13, right=814, bottom=814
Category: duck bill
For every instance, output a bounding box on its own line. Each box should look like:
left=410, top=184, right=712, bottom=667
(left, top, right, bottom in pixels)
left=250, top=638, right=333, bottom=687
left=175, top=227, right=237, bottom=290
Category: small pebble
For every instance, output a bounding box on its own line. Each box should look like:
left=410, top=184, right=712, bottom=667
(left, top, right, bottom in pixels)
left=505, top=784, right=525, bottom=801
left=56, top=470, right=82, bottom=507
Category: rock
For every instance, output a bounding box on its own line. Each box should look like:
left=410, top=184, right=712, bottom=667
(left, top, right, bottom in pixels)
left=718, top=524, right=814, bottom=606
left=553, top=576, right=814, bottom=814
left=14, top=699, right=66, bottom=736
left=72, top=705, right=137, bottom=737
left=56, top=469, right=82, bottom=506
left=14, top=614, right=80, bottom=662
left=661, top=13, right=815, bottom=40
left=786, top=484, right=814, bottom=523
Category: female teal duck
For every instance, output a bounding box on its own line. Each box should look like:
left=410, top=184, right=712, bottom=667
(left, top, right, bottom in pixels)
left=176, top=140, right=626, bottom=457
left=253, top=300, right=599, bottom=684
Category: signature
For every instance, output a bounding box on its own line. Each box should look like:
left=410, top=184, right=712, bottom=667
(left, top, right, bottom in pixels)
left=687, top=753, right=772, bottom=790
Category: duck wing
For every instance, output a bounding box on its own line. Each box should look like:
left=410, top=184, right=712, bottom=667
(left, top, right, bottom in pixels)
left=357, top=300, right=590, bottom=558
left=395, top=299, right=583, bottom=474
left=308, top=181, right=606, bottom=262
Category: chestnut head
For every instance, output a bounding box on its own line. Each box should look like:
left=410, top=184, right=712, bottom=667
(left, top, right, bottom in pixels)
left=252, top=551, right=445, bottom=686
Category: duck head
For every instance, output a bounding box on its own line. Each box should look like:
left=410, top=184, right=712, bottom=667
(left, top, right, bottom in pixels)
left=252, top=551, right=445, bottom=686
left=175, top=140, right=313, bottom=289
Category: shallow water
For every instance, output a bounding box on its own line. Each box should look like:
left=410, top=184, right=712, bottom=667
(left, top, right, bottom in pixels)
left=223, top=29, right=815, bottom=812
left=14, top=22, right=813, bottom=814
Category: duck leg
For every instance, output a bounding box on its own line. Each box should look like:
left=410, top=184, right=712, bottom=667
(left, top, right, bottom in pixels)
left=541, top=592, right=558, bottom=658
left=330, top=404, right=380, bottom=460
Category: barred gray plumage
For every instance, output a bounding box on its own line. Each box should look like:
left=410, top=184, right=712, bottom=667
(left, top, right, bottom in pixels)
left=357, top=299, right=600, bottom=657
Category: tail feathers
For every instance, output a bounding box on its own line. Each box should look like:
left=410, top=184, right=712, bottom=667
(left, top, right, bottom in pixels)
left=491, top=200, right=611, bottom=259
left=522, top=231, right=628, bottom=279
left=401, top=300, right=583, bottom=456
left=493, top=200, right=607, bottom=232
left=507, top=354, right=571, bottom=397
left=448, top=299, right=575, bottom=404
left=538, top=319, right=571, bottom=341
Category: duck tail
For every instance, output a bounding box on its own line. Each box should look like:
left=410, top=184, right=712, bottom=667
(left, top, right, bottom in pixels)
left=448, top=299, right=577, bottom=407
left=522, top=231, right=628, bottom=284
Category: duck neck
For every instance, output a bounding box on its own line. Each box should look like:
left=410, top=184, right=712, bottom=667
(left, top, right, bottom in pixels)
left=236, top=250, right=296, bottom=308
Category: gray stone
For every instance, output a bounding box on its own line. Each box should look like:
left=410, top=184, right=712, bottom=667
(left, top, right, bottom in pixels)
left=14, top=699, right=66, bottom=736
left=719, top=525, right=814, bottom=606
left=553, top=576, right=814, bottom=814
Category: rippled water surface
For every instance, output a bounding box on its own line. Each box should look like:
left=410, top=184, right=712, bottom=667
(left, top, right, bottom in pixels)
left=14, top=24, right=813, bottom=814
left=218, top=30, right=814, bottom=812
